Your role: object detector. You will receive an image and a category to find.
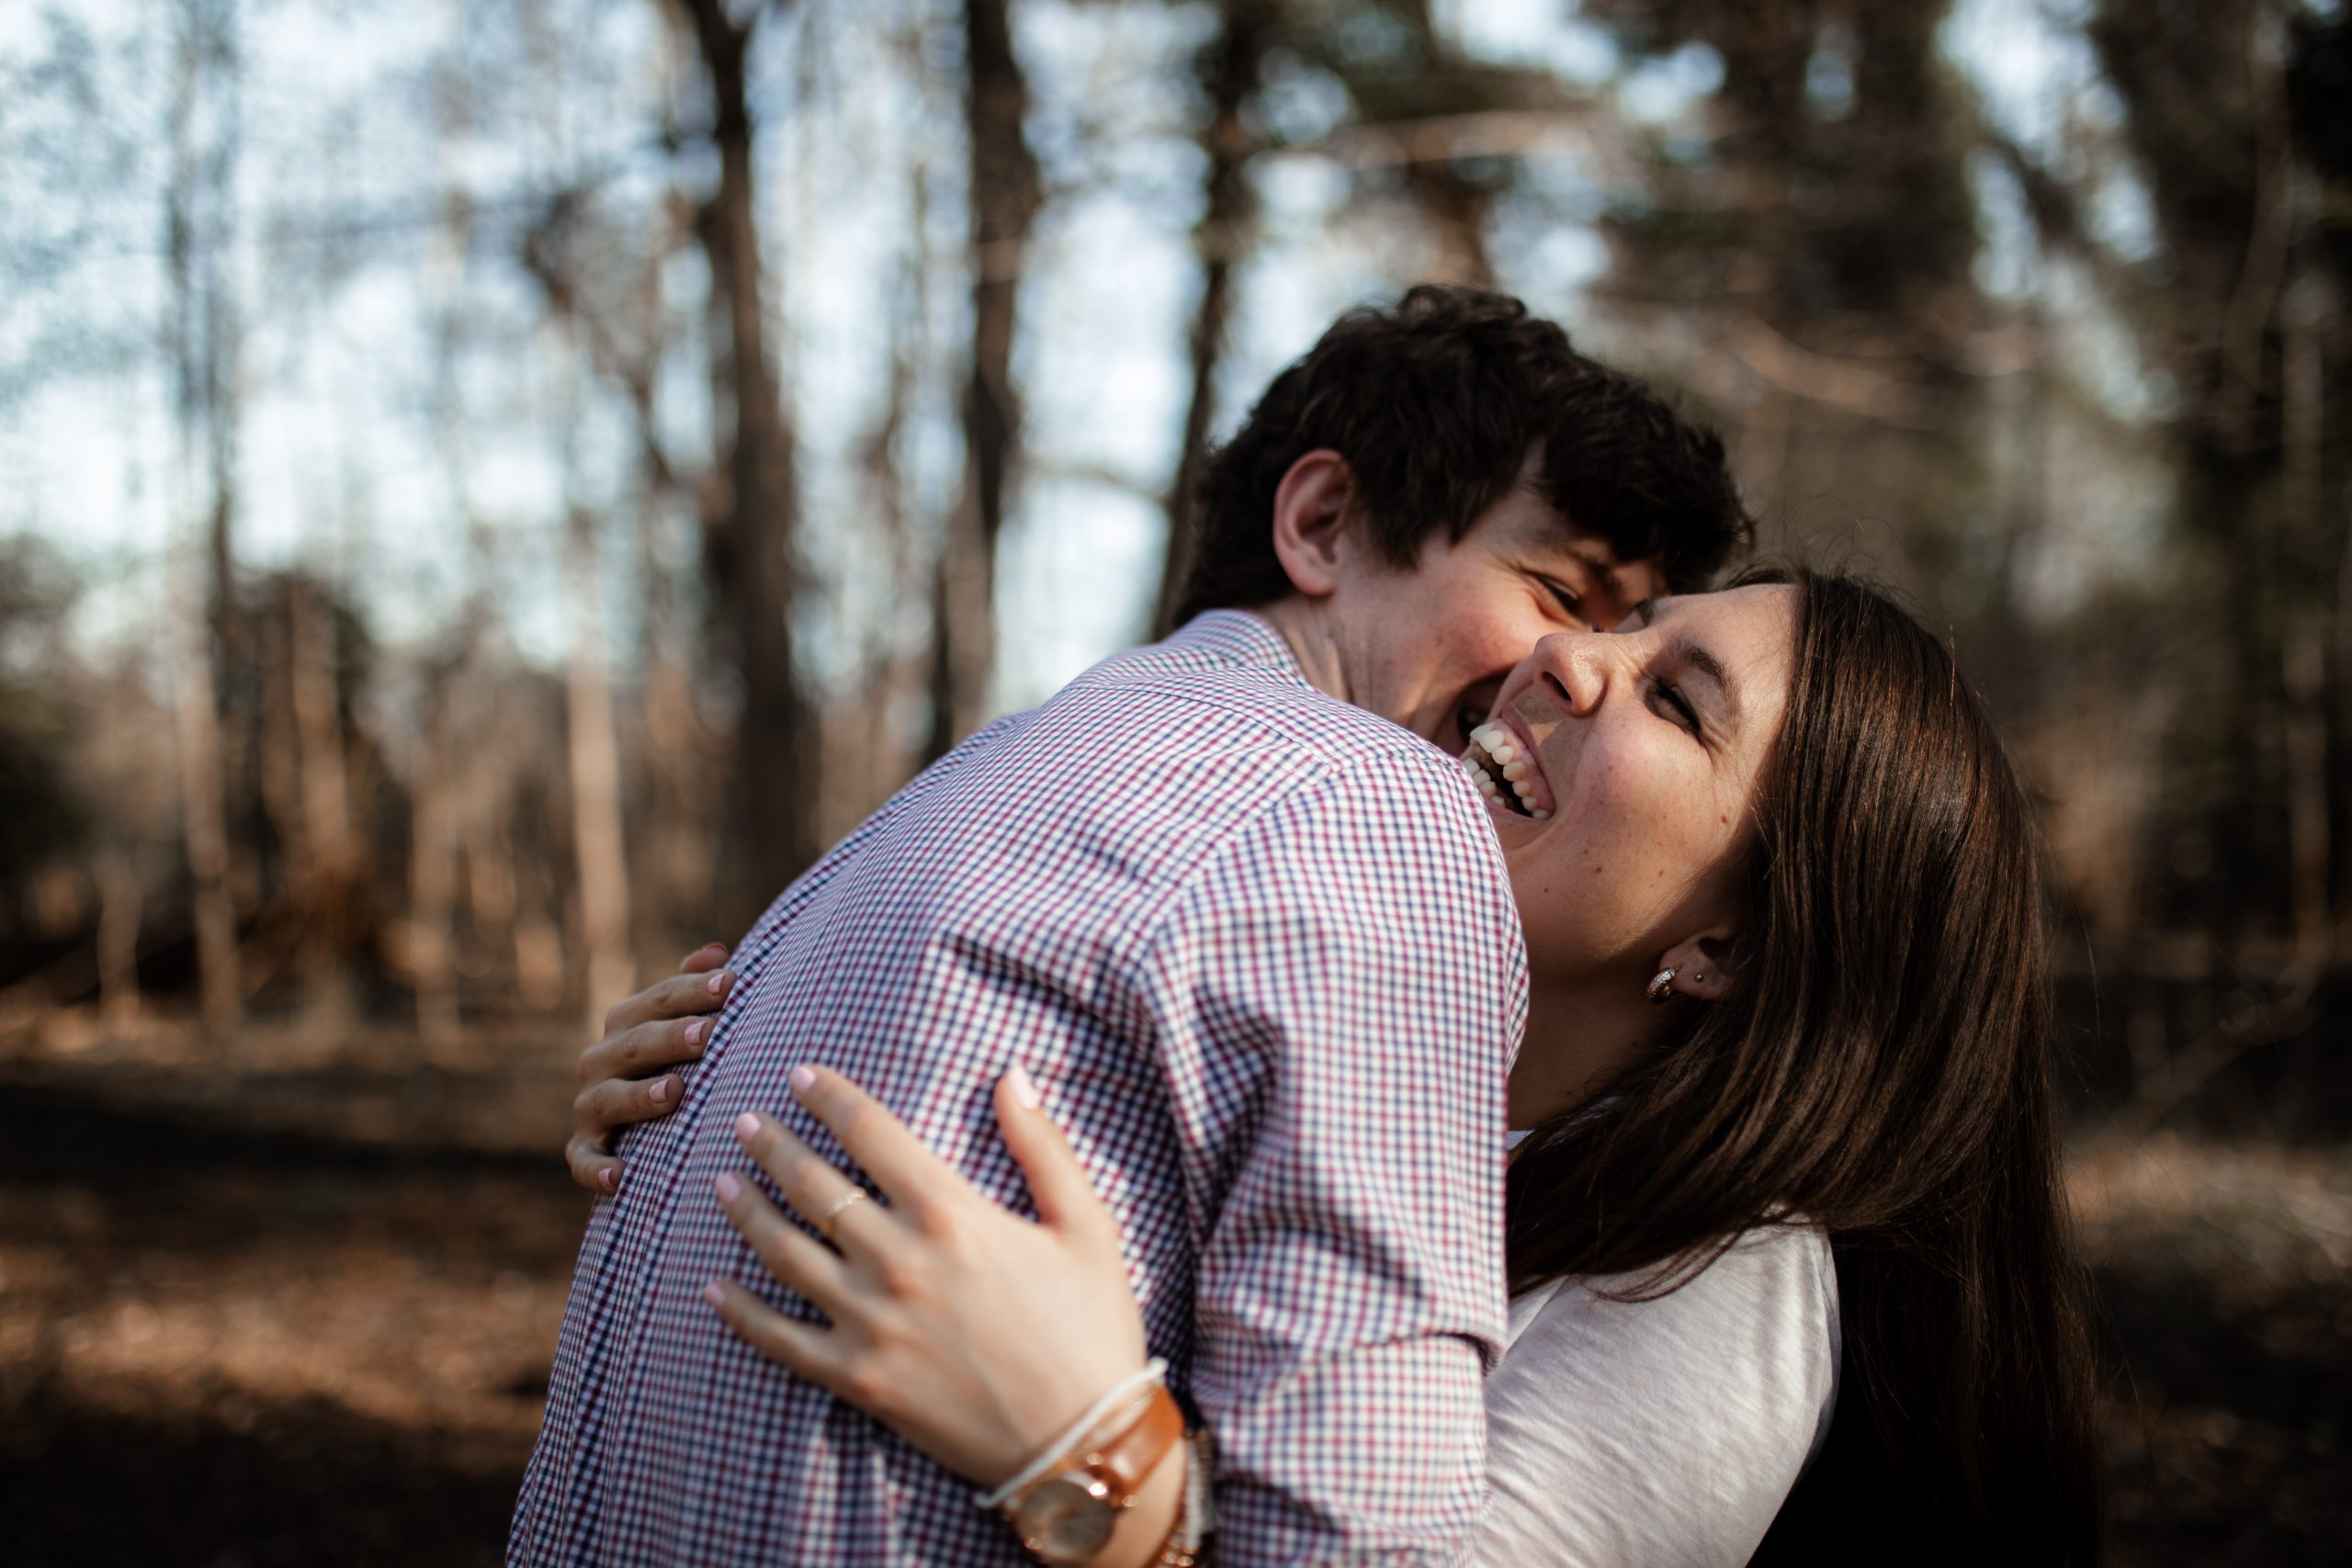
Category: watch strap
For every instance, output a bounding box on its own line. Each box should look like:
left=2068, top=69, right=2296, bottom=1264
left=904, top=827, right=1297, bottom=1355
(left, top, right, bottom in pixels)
left=1086, top=1383, right=1183, bottom=1502
left=1001, top=1382, right=1186, bottom=1560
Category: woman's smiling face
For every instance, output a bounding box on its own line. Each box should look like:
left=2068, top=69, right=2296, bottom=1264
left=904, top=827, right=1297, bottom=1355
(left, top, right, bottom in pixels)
left=1463, top=584, right=1800, bottom=993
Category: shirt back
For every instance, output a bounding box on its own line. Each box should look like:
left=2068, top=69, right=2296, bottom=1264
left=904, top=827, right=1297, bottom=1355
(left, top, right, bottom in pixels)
left=510, top=611, right=1528, bottom=1566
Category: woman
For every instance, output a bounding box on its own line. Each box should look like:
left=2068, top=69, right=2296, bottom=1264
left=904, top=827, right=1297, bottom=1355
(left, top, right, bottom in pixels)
left=568, top=566, right=2103, bottom=1565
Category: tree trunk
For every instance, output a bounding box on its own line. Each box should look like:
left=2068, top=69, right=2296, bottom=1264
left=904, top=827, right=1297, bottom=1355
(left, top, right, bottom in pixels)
left=1403, top=159, right=1496, bottom=288
left=96, top=848, right=145, bottom=1032
left=677, top=0, right=819, bottom=920
left=2280, top=275, right=2331, bottom=971
left=2338, top=479, right=2352, bottom=954
left=410, top=779, right=459, bottom=1044
left=1155, top=0, right=1272, bottom=637
left=290, top=583, right=359, bottom=1025
left=165, top=0, right=242, bottom=1041
left=925, top=0, right=1042, bottom=759
left=843, top=136, right=929, bottom=833
left=565, top=508, right=634, bottom=1032
left=172, top=623, right=240, bottom=1038
left=2090, top=0, right=2292, bottom=937
left=409, top=680, right=460, bottom=1044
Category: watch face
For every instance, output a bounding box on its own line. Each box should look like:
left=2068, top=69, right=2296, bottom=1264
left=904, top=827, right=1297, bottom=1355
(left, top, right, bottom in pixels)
left=1014, top=1472, right=1116, bottom=1563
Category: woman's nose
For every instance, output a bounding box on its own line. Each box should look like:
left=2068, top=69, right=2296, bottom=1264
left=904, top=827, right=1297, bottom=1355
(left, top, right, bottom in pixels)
left=1531, top=631, right=1610, bottom=716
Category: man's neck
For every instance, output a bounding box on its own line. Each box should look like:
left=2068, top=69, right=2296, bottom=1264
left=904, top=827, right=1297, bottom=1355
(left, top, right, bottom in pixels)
left=1254, top=596, right=1355, bottom=707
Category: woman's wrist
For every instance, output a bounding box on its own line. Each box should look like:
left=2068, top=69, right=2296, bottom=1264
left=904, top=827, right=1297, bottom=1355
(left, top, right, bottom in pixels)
left=978, top=1359, right=1169, bottom=1507
left=1044, top=1438, right=1185, bottom=1568
left=1080, top=1437, right=1188, bottom=1568
left=989, top=1370, right=1183, bottom=1564
left=978, top=1359, right=1213, bottom=1567
left=1134, top=1427, right=1212, bottom=1568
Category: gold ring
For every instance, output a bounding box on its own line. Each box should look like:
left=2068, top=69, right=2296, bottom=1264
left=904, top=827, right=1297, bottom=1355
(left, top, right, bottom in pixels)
left=817, top=1188, right=867, bottom=1240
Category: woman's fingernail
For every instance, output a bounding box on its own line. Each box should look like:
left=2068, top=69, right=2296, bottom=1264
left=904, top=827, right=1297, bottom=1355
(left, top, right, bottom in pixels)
left=598, top=1167, right=617, bottom=1193
left=788, top=1065, right=817, bottom=1094
left=1008, top=1064, right=1041, bottom=1111
left=733, top=1111, right=761, bottom=1140
left=684, top=1019, right=707, bottom=1046
left=707, top=970, right=732, bottom=996
left=716, top=1172, right=742, bottom=1201
left=702, top=1280, right=726, bottom=1308
left=649, top=1078, right=672, bottom=1105
left=704, top=942, right=727, bottom=954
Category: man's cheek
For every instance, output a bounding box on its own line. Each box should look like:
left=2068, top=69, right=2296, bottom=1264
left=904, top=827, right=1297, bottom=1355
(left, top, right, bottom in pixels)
left=1473, top=609, right=1544, bottom=663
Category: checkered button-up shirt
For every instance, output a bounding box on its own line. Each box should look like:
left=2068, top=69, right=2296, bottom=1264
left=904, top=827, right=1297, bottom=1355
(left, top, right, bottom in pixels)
left=510, top=610, right=1528, bottom=1566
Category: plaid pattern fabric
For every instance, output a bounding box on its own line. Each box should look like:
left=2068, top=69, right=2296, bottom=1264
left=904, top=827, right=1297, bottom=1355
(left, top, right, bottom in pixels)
left=510, top=610, right=1527, bottom=1566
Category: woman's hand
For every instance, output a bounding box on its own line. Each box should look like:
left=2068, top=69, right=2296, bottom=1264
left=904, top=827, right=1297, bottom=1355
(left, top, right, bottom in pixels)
left=565, top=942, right=738, bottom=1194
left=704, top=1064, right=1150, bottom=1492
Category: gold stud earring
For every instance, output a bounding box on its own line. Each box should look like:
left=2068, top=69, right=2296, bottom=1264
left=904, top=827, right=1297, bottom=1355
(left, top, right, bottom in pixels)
left=1646, top=967, right=1678, bottom=1004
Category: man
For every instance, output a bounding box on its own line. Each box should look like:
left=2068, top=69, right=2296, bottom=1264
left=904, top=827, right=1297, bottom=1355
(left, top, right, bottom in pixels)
left=513, top=287, right=1750, bottom=1565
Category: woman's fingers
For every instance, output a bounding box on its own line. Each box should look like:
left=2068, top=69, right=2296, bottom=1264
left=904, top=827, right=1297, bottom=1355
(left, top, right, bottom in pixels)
left=732, top=1111, right=894, bottom=1256
left=714, top=1168, right=855, bottom=1318
left=578, top=1014, right=713, bottom=1089
left=785, top=1065, right=965, bottom=1225
left=600, top=965, right=735, bottom=1040
left=565, top=1130, right=623, bottom=1195
left=564, top=943, right=731, bottom=1200
left=991, top=1066, right=1113, bottom=1244
left=574, top=1070, right=687, bottom=1136
left=701, top=1278, right=845, bottom=1393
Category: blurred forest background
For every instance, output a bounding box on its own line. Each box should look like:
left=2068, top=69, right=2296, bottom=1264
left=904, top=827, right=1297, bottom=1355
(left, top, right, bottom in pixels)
left=1, top=0, right=2346, bottom=1562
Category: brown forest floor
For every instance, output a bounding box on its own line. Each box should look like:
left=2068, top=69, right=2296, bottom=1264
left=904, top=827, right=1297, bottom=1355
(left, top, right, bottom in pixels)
left=1, top=1014, right=2346, bottom=1567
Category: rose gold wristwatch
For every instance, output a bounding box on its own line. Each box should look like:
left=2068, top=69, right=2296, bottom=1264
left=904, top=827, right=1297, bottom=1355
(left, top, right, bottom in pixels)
left=1000, top=1382, right=1185, bottom=1565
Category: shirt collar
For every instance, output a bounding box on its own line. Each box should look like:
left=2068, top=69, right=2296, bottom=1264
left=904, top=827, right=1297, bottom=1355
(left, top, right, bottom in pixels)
left=1163, top=608, right=1313, bottom=687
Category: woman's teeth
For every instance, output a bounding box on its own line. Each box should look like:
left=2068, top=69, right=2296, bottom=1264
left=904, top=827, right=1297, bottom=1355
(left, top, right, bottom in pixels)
left=1464, top=722, right=1551, bottom=820
left=1461, top=752, right=1510, bottom=808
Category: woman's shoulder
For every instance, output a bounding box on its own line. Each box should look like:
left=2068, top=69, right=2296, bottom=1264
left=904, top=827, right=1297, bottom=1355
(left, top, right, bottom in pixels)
left=1480, top=1221, right=1839, bottom=1568
left=1506, top=1215, right=1836, bottom=1355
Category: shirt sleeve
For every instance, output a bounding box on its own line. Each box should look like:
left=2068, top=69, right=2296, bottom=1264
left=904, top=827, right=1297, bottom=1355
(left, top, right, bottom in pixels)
left=1136, top=744, right=1526, bottom=1565
left=1474, top=1224, right=1840, bottom=1568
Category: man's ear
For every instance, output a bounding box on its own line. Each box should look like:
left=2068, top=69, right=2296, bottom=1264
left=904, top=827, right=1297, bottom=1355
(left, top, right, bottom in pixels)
left=1656, top=930, right=1738, bottom=1002
left=1269, top=449, right=1361, bottom=600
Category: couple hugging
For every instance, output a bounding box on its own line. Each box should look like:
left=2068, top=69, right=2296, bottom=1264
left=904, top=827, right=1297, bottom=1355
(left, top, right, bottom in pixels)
left=514, top=288, right=2100, bottom=1566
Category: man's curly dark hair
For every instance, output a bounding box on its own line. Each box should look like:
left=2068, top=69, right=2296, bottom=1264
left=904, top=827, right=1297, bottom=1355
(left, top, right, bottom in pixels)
left=1167, top=286, right=1754, bottom=629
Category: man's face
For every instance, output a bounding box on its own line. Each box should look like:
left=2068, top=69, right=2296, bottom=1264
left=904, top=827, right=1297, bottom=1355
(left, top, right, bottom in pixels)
left=1337, top=463, right=1661, bottom=756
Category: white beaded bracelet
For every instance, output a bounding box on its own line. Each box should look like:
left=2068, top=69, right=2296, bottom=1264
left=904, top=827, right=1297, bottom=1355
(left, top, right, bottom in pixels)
left=974, top=1359, right=1170, bottom=1512
left=1177, top=1424, right=1216, bottom=1549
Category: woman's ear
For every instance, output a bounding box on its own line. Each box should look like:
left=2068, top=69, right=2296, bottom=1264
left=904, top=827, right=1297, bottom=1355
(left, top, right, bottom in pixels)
left=1269, top=449, right=1360, bottom=600
left=1657, top=931, right=1737, bottom=1002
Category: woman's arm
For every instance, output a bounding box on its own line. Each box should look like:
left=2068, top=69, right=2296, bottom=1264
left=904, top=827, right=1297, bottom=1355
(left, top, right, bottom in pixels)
left=705, top=1066, right=1192, bottom=1568
left=563, top=942, right=735, bottom=1192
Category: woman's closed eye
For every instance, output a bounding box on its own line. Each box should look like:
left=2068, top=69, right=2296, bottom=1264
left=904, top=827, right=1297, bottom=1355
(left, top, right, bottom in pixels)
left=1647, top=676, right=1702, bottom=737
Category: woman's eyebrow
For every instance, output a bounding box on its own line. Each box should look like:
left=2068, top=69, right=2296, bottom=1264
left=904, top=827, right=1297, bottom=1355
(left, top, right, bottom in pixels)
left=1668, top=637, right=1741, bottom=725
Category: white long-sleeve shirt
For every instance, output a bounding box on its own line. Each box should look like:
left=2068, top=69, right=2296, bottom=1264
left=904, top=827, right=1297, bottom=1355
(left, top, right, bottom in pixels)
left=1476, top=1216, right=1841, bottom=1567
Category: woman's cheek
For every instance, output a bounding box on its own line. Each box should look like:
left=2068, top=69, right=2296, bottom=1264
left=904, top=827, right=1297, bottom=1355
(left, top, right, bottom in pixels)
left=1588, top=770, right=1706, bottom=932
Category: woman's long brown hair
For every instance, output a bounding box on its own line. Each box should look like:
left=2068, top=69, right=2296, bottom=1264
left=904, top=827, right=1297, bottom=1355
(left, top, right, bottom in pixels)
left=1503, top=564, right=2102, bottom=1563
